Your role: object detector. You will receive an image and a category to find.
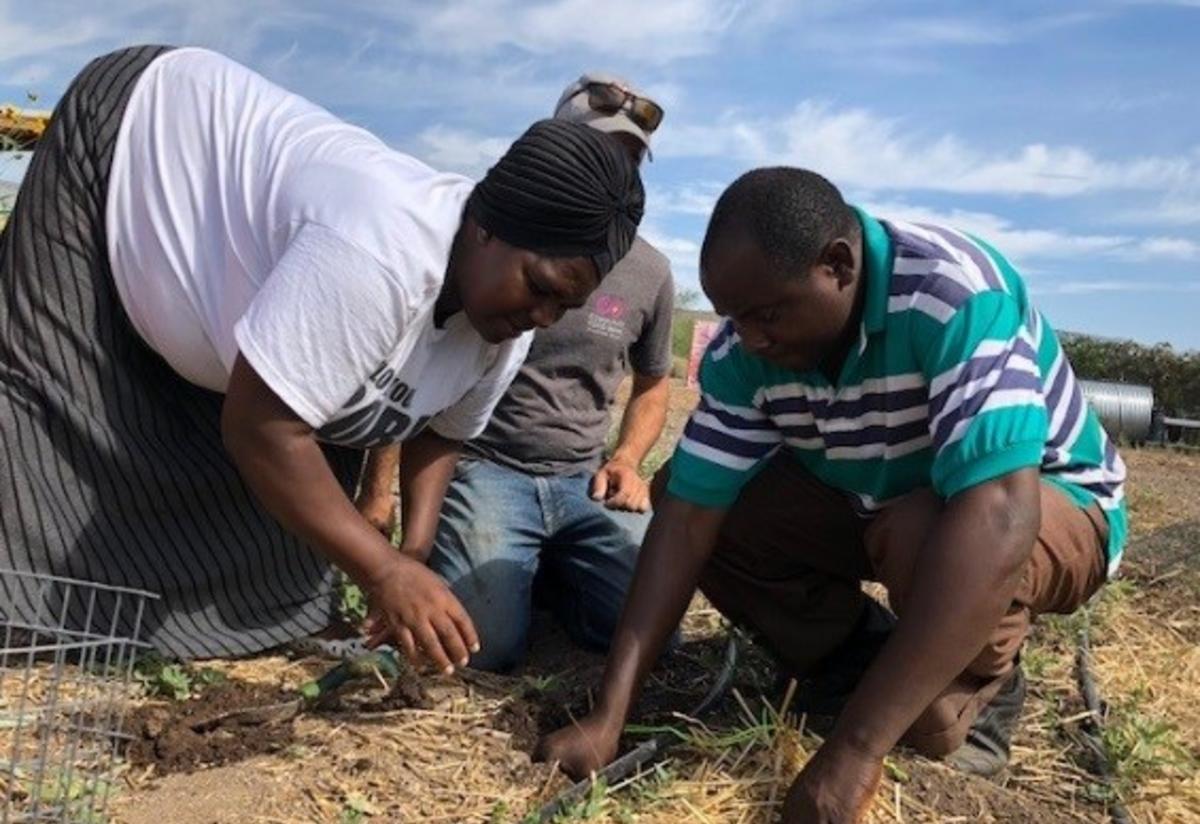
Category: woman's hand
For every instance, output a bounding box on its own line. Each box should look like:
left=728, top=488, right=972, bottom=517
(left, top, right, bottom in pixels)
left=362, top=553, right=479, bottom=675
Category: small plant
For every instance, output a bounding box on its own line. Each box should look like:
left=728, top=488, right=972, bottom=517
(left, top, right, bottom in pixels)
left=339, top=792, right=378, bottom=822
left=154, top=664, right=193, bottom=700
left=338, top=573, right=369, bottom=624
left=612, top=807, right=636, bottom=824
left=556, top=777, right=609, bottom=821
left=1101, top=691, right=1197, bottom=799
left=133, top=653, right=225, bottom=700
left=1022, top=642, right=1055, bottom=680
left=11, top=769, right=109, bottom=823
left=522, top=673, right=564, bottom=695
left=629, top=762, right=676, bottom=806
left=882, top=756, right=910, bottom=783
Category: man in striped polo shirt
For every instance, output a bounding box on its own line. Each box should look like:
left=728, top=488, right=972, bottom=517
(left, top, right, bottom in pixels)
left=538, top=168, right=1127, bottom=821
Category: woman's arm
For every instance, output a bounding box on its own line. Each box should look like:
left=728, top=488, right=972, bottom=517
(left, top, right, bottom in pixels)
left=221, top=354, right=478, bottom=673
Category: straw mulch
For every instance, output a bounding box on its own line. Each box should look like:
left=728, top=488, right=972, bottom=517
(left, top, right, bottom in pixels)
left=64, top=449, right=1200, bottom=822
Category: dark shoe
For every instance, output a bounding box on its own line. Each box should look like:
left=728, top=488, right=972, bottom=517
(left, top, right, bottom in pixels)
left=776, top=598, right=896, bottom=716
left=945, top=664, right=1027, bottom=778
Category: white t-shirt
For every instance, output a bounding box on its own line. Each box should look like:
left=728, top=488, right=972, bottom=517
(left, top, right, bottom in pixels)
left=106, top=48, right=530, bottom=448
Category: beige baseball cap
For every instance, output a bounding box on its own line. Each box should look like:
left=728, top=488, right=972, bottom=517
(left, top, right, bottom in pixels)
left=553, top=71, right=663, bottom=159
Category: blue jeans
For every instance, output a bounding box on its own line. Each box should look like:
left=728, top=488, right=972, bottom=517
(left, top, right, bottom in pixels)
left=429, top=456, right=651, bottom=671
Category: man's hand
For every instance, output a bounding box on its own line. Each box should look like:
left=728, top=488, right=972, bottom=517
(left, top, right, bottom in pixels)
left=782, top=742, right=882, bottom=824
left=362, top=553, right=479, bottom=675
left=590, top=458, right=651, bottom=512
left=534, top=711, right=623, bottom=779
left=355, top=491, right=397, bottom=538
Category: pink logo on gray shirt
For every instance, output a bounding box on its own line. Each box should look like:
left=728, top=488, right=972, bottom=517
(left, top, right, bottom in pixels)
left=593, top=293, right=627, bottom=320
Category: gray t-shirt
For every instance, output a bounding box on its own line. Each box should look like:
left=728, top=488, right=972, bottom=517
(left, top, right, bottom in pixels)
left=463, top=236, right=674, bottom=475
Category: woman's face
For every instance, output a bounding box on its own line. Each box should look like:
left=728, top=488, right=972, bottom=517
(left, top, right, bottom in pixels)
left=455, top=225, right=601, bottom=343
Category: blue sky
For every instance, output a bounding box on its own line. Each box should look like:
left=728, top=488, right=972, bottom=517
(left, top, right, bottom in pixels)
left=2, top=0, right=1198, bottom=348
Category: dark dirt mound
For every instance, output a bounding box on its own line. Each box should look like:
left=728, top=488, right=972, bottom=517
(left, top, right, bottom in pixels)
left=494, top=699, right=547, bottom=754
left=356, top=676, right=433, bottom=711
left=493, top=634, right=776, bottom=755
left=123, top=681, right=298, bottom=773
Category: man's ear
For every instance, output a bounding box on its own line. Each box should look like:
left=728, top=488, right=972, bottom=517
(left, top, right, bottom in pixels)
left=820, top=237, right=856, bottom=287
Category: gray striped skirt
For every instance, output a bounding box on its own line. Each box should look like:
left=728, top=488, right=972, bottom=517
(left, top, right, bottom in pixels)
left=0, top=46, right=362, bottom=659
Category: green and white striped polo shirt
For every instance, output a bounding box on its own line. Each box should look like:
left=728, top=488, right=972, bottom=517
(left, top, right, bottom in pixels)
left=669, top=208, right=1128, bottom=573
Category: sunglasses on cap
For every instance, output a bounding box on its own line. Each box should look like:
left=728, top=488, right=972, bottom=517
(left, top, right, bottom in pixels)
left=575, top=82, right=664, bottom=134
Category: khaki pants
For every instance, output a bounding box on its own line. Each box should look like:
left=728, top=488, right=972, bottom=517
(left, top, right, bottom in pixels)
left=673, top=453, right=1108, bottom=756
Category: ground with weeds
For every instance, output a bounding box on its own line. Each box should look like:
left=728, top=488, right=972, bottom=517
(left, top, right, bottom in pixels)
left=94, top=380, right=1198, bottom=822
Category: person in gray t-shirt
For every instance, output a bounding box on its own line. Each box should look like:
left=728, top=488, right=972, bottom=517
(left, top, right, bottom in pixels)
left=355, top=73, right=673, bottom=670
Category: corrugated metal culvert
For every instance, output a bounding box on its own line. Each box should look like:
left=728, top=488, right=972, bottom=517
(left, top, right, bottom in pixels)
left=1079, top=380, right=1155, bottom=443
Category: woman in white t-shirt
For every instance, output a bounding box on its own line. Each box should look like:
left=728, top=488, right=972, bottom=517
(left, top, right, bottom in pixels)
left=0, top=46, right=644, bottom=668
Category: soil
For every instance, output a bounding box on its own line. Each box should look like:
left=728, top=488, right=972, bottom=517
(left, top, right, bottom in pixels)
left=492, top=632, right=778, bottom=756
left=360, top=675, right=434, bottom=710
left=893, top=757, right=1075, bottom=822
left=123, top=681, right=298, bottom=773
left=1118, top=450, right=1200, bottom=641
left=113, top=763, right=278, bottom=824
left=1123, top=518, right=1200, bottom=641
left=493, top=697, right=549, bottom=754
left=15, top=380, right=1177, bottom=823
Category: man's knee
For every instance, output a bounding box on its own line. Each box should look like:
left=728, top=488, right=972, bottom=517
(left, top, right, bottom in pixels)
left=443, top=559, right=535, bottom=672
left=598, top=505, right=652, bottom=548
left=467, top=629, right=527, bottom=672
left=904, top=702, right=972, bottom=758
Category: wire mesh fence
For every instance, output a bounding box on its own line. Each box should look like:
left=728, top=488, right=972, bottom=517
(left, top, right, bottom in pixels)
left=1, top=569, right=158, bottom=823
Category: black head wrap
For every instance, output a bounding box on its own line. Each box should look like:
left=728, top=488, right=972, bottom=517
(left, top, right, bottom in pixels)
left=466, top=119, right=645, bottom=277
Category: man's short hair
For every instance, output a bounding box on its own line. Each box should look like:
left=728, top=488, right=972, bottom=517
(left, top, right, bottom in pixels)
left=702, top=167, right=857, bottom=278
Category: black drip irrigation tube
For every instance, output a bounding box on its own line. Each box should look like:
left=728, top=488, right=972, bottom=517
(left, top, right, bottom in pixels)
left=1075, top=605, right=1133, bottom=824
left=534, top=634, right=740, bottom=823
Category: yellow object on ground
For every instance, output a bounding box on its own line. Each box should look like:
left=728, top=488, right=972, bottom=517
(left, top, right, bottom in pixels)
left=0, top=104, right=52, bottom=147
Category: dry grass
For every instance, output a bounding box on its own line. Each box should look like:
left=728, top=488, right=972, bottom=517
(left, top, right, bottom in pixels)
left=103, top=652, right=1089, bottom=824
left=106, top=448, right=1200, bottom=823
left=1070, top=448, right=1200, bottom=823
left=11, top=400, right=1198, bottom=823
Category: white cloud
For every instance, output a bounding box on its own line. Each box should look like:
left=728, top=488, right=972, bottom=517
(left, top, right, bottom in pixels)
left=869, top=18, right=1010, bottom=47
left=639, top=220, right=701, bottom=286
left=0, top=13, right=105, bottom=65
left=1137, top=236, right=1200, bottom=258
left=410, top=126, right=510, bottom=177
left=844, top=9, right=1102, bottom=51
left=1134, top=188, right=1200, bottom=226
left=1156, top=200, right=1200, bottom=224
left=648, top=183, right=723, bottom=216
left=398, top=0, right=778, bottom=63
left=658, top=101, right=1200, bottom=198
left=1030, top=279, right=1200, bottom=295
left=863, top=199, right=1200, bottom=264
